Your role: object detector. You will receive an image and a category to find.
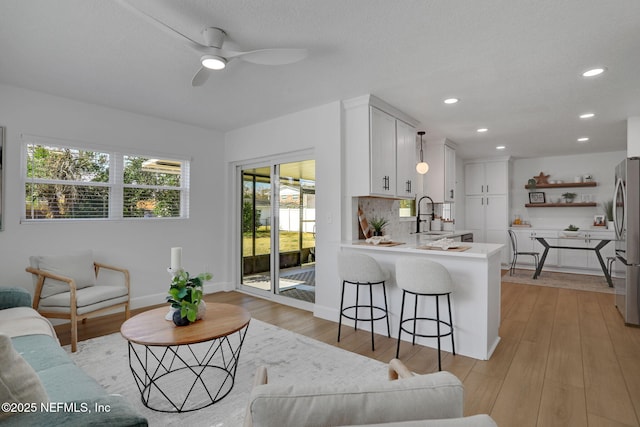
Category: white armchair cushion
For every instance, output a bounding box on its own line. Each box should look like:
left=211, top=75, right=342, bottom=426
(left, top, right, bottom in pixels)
left=39, top=286, right=128, bottom=309
left=30, top=251, right=96, bottom=298
left=246, top=371, right=463, bottom=427
left=0, top=334, right=49, bottom=420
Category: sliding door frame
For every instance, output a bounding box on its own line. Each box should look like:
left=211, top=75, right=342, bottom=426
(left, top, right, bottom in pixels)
left=232, top=149, right=314, bottom=311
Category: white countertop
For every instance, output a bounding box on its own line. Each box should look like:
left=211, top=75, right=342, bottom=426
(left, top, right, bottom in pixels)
left=341, top=239, right=504, bottom=259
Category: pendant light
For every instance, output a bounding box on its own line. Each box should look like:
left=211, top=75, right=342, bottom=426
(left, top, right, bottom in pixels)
left=416, top=131, right=429, bottom=174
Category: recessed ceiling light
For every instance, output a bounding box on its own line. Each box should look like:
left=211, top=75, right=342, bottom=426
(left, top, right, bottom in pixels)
left=582, top=67, right=605, bottom=77
left=477, top=128, right=488, bottom=133
left=496, top=145, right=506, bottom=150
left=444, top=98, right=459, bottom=104
left=577, top=137, right=589, bottom=142
left=579, top=113, right=595, bottom=119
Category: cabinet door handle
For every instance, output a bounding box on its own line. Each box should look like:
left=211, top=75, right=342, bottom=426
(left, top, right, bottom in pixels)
left=450, top=189, right=454, bottom=199
left=406, top=180, right=412, bottom=193
left=481, top=198, right=484, bottom=205
left=382, top=175, right=390, bottom=191
left=487, top=197, right=489, bottom=205
left=481, top=185, right=484, bottom=193
left=487, top=185, right=489, bottom=193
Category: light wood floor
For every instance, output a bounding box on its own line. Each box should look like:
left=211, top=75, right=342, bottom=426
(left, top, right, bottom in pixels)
left=56, top=276, right=640, bottom=427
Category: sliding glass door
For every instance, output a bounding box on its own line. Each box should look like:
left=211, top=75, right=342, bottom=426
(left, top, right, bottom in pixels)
left=240, top=159, right=315, bottom=306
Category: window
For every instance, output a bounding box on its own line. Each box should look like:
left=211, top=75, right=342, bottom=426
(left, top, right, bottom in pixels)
left=22, top=137, right=189, bottom=221
left=399, top=199, right=415, bottom=218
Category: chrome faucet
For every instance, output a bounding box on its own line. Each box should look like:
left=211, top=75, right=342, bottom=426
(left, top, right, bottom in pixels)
left=416, top=195, right=435, bottom=233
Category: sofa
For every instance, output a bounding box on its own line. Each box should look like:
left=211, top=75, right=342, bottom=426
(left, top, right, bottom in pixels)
left=0, top=287, right=147, bottom=426
left=244, top=358, right=497, bottom=427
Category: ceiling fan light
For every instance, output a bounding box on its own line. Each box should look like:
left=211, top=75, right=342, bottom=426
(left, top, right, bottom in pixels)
left=201, top=55, right=226, bottom=70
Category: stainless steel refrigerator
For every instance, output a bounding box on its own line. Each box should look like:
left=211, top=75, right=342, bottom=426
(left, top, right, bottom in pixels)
left=613, top=157, right=640, bottom=325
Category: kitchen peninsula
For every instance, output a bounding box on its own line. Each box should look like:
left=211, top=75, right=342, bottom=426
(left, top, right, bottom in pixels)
left=340, top=238, right=503, bottom=360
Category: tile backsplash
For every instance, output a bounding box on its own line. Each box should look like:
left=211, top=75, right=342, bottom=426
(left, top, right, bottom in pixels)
left=357, top=197, right=413, bottom=238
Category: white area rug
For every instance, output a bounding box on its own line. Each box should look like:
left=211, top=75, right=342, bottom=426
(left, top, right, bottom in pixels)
left=66, top=318, right=387, bottom=426
left=503, top=268, right=614, bottom=294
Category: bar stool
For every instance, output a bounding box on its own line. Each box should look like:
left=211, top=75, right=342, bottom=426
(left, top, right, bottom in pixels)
left=395, top=257, right=455, bottom=371
left=337, top=253, right=391, bottom=351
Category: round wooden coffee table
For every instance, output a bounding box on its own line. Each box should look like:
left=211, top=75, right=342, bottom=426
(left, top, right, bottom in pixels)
left=120, top=303, right=251, bottom=412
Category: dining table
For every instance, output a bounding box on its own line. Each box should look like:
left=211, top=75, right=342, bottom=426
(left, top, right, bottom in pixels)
left=533, top=236, right=614, bottom=287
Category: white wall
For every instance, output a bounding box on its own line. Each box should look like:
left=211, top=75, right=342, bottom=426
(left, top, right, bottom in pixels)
left=224, top=102, right=342, bottom=320
left=511, top=151, right=626, bottom=229
left=629, top=117, right=640, bottom=158
left=0, top=84, right=225, bottom=308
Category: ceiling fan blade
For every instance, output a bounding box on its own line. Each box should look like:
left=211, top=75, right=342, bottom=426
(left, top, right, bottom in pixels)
left=191, top=66, right=211, bottom=87
left=228, top=48, right=308, bottom=65
left=116, top=0, right=203, bottom=48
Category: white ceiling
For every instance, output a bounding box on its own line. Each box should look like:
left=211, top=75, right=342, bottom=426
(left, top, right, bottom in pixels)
left=1, top=0, right=639, bottom=159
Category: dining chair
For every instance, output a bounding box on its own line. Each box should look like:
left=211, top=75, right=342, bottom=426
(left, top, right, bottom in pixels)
left=508, top=230, right=540, bottom=276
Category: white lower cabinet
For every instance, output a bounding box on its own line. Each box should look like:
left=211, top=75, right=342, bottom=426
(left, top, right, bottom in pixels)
left=557, top=231, right=615, bottom=271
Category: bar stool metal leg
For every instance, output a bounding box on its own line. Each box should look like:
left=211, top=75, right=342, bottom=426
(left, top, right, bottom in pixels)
left=337, top=280, right=346, bottom=343
left=382, top=283, right=391, bottom=338
left=447, top=294, right=455, bottom=356
left=369, top=283, right=375, bottom=351
left=395, top=290, right=406, bottom=358
left=412, top=293, right=418, bottom=346
left=436, top=295, right=442, bottom=371
left=354, top=282, right=360, bottom=331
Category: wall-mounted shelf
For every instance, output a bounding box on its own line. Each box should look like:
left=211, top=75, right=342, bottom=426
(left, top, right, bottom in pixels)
left=524, top=181, right=597, bottom=189
left=525, top=202, right=597, bottom=208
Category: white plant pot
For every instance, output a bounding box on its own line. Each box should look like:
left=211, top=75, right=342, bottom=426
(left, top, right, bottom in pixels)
left=197, top=300, right=207, bottom=320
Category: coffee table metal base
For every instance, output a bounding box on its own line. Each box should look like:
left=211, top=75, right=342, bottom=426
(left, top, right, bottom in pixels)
left=127, top=325, right=249, bottom=413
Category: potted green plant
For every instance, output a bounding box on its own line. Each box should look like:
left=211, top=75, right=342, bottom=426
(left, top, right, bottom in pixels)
left=166, top=271, right=213, bottom=326
left=562, top=192, right=577, bottom=203
left=603, top=199, right=614, bottom=230
left=369, top=216, right=389, bottom=237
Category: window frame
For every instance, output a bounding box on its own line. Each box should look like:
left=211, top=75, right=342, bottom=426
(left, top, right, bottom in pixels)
left=21, top=134, right=190, bottom=223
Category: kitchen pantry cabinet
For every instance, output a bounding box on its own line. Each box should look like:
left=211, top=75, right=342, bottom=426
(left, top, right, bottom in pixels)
left=465, top=160, right=509, bottom=195
left=343, top=95, right=419, bottom=199
left=423, top=139, right=456, bottom=202
left=464, top=159, right=510, bottom=264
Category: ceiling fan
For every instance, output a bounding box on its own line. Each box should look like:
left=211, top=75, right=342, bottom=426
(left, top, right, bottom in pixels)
left=118, top=1, right=308, bottom=87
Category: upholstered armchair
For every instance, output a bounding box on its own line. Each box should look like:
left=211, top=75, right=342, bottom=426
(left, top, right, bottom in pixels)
left=25, top=250, right=130, bottom=352
left=244, top=358, right=497, bottom=427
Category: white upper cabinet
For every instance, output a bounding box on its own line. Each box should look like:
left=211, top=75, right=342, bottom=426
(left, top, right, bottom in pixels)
left=465, top=160, right=508, bottom=195
left=370, top=107, right=397, bottom=196
left=343, top=95, right=419, bottom=199
left=423, top=139, right=456, bottom=202
left=396, top=119, right=417, bottom=198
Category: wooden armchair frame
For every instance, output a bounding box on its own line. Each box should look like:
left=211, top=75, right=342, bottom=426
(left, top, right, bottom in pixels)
left=25, top=262, right=130, bottom=352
